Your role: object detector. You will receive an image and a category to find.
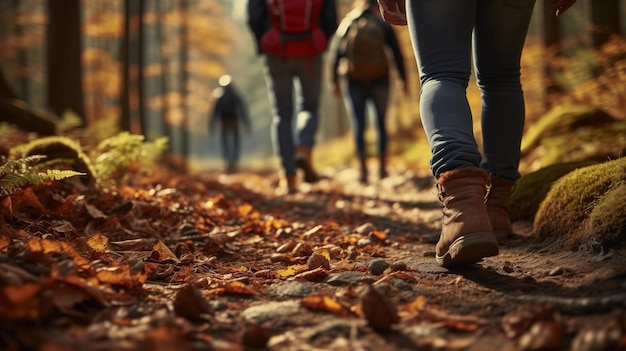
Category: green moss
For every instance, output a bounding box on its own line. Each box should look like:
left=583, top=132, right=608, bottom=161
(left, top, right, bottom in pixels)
left=521, top=105, right=615, bottom=153
left=9, top=136, right=95, bottom=182
left=534, top=157, right=626, bottom=252
left=520, top=105, right=626, bottom=169
left=510, top=161, right=597, bottom=221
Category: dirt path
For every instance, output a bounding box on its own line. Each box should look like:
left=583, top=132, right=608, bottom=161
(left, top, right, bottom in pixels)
left=190, top=166, right=626, bottom=351
left=2, top=163, right=625, bottom=351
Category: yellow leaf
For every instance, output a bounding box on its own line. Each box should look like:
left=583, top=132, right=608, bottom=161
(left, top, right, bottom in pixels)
left=87, top=234, right=108, bottom=252
left=275, top=264, right=307, bottom=277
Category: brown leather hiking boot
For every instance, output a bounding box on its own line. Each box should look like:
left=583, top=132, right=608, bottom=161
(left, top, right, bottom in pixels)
left=295, top=146, right=320, bottom=183
left=436, top=168, right=499, bottom=267
left=486, top=175, right=516, bottom=244
left=276, top=173, right=297, bottom=195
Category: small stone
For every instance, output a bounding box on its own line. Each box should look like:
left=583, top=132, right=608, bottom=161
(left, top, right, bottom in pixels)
left=390, top=261, right=407, bottom=272
left=368, top=259, right=390, bottom=276
left=357, top=238, right=373, bottom=248
left=548, top=267, right=564, bottom=276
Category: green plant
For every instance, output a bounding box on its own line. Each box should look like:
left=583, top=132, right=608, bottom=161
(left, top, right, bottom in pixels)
left=0, top=155, right=85, bottom=196
left=92, top=132, right=168, bottom=180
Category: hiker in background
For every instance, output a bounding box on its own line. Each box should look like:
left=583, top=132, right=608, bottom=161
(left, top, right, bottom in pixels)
left=329, top=0, right=407, bottom=183
left=209, top=75, right=250, bottom=173
left=376, top=0, right=577, bottom=267
left=247, top=0, right=338, bottom=195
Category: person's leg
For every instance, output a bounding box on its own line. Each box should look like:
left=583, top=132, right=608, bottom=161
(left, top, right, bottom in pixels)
left=220, top=124, right=231, bottom=171
left=294, top=56, right=323, bottom=182
left=406, top=0, right=479, bottom=179
left=263, top=55, right=296, bottom=175
left=406, top=0, right=497, bottom=267
left=232, top=125, right=241, bottom=172
left=474, top=0, right=536, bottom=239
left=345, top=79, right=369, bottom=182
left=474, top=0, right=536, bottom=181
left=369, top=76, right=390, bottom=178
left=294, top=56, right=322, bottom=148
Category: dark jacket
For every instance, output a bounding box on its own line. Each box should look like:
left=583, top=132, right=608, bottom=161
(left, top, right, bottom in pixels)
left=210, top=84, right=250, bottom=132
left=329, top=8, right=407, bottom=84
left=247, top=0, right=338, bottom=56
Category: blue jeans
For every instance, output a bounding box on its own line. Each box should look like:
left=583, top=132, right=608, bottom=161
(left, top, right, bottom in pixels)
left=263, top=55, right=323, bottom=174
left=342, top=76, right=390, bottom=165
left=406, top=0, right=536, bottom=180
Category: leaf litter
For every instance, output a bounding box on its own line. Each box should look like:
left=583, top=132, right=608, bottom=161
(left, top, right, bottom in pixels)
left=1, top=165, right=625, bottom=350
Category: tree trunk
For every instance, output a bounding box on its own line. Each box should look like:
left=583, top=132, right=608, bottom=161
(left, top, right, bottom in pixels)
left=47, top=0, right=85, bottom=126
left=0, top=67, right=57, bottom=135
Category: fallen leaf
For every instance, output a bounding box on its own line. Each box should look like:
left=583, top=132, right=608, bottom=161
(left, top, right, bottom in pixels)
left=360, top=285, right=399, bottom=331
left=275, top=264, right=308, bottom=277
left=87, top=234, right=109, bottom=252
left=173, top=284, right=212, bottom=321
left=151, top=240, right=180, bottom=263
left=301, top=293, right=348, bottom=316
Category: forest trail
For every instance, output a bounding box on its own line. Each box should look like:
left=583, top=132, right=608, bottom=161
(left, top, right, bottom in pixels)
left=1, top=163, right=626, bottom=351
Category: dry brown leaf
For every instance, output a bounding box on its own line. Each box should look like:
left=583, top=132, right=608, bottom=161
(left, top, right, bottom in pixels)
left=151, top=240, right=180, bottom=263
left=96, top=264, right=145, bottom=290
left=241, top=323, right=271, bottom=348
left=0, top=232, right=10, bottom=251
left=9, top=188, right=48, bottom=215
left=301, top=293, right=348, bottom=316
left=293, top=266, right=329, bottom=282
left=360, top=285, right=399, bottom=331
left=0, top=195, right=13, bottom=217
left=173, top=284, right=212, bottom=321
left=27, top=237, right=91, bottom=270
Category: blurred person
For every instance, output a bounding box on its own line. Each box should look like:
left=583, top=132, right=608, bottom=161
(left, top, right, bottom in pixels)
left=329, top=0, right=408, bottom=183
left=247, top=0, right=338, bottom=194
left=376, top=0, right=577, bottom=266
left=209, top=75, right=251, bottom=173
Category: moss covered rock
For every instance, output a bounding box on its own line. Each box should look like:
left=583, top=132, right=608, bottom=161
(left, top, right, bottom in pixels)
left=510, top=161, right=597, bottom=222
left=520, top=105, right=626, bottom=171
left=533, top=157, right=626, bottom=252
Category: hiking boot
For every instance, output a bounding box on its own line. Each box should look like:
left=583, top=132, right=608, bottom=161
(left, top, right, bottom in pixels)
left=436, top=168, right=499, bottom=267
left=295, top=146, right=320, bottom=183
left=486, top=175, right=516, bottom=244
left=277, top=173, right=297, bottom=195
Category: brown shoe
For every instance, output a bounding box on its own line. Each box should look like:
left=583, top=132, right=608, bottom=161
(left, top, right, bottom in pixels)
left=436, top=168, right=499, bottom=267
left=486, top=175, right=516, bottom=244
left=295, top=146, right=320, bottom=183
left=277, top=173, right=297, bottom=195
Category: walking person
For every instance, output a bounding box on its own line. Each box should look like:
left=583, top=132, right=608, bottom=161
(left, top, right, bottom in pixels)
left=209, top=75, right=251, bottom=173
left=247, top=0, right=338, bottom=195
left=329, top=0, right=408, bottom=184
left=376, top=0, right=577, bottom=266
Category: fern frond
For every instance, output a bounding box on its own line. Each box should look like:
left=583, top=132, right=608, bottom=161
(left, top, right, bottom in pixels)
left=0, top=155, right=85, bottom=196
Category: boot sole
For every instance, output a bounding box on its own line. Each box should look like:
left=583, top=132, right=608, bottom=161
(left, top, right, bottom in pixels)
left=436, top=232, right=499, bottom=267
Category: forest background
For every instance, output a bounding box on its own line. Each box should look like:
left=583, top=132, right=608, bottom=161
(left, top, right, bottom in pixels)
left=1, top=0, right=625, bottom=174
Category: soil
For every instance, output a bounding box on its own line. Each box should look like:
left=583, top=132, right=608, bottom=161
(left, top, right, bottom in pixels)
left=2, top=161, right=626, bottom=351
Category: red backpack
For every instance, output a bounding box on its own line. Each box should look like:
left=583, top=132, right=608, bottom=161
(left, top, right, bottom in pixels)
left=261, top=0, right=328, bottom=58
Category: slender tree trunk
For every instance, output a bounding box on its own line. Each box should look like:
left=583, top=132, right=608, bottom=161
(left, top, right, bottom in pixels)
left=47, top=0, right=85, bottom=125
left=120, top=0, right=131, bottom=132
left=587, top=0, right=620, bottom=47
left=180, top=0, right=189, bottom=161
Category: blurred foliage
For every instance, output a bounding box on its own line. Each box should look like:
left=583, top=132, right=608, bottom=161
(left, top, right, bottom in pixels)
left=7, top=132, right=168, bottom=188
